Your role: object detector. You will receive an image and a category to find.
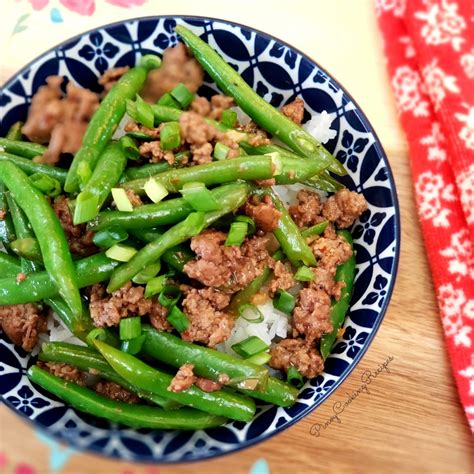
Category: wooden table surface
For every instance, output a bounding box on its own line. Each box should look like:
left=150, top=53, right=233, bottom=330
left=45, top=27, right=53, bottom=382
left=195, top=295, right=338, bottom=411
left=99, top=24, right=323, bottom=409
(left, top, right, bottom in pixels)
left=0, top=1, right=472, bottom=472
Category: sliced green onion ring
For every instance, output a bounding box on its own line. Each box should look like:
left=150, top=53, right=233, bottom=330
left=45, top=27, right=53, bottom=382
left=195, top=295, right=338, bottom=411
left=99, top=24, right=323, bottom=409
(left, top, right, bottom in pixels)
left=238, top=304, right=264, bottom=324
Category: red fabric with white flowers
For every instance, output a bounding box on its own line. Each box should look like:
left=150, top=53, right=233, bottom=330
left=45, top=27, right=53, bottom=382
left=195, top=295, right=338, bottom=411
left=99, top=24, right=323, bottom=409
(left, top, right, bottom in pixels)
left=376, top=0, right=474, bottom=431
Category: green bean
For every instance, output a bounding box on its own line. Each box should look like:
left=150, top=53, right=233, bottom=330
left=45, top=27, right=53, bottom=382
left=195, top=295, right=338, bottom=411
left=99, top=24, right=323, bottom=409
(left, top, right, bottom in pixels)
left=0, top=162, right=81, bottom=314
left=122, top=155, right=275, bottom=195
left=175, top=26, right=346, bottom=176
left=240, top=140, right=344, bottom=189
left=73, top=141, right=127, bottom=224
left=129, top=228, right=195, bottom=272
left=0, top=252, right=21, bottom=277
left=0, top=138, right=46, bottom=159
left=94, top=339, right=255, bottom=422
left=6, top=193, right=41, bottom=273
left=142, top=328, right=298, bottom=407
left=0, top=182, right=16, bottom=252
left=124, top=162, right=173, bottom=181
left=28, top=366, right=226, bottom=429
left=142, top=327, right=268, bottom=386
left=304, top=172, right=345, bottom=193
left=5, top=122, right=24, bottom=141
left=0, top=151, right=67, bottom=183
left=64, top=55, right=162, bottom=193
left=39, top=342, right=177, bottom=409
left=107, top=182, right=250, bottom=291
left=89, top=182, right=247, bottom=232
left=0, top=253, right=119, bottom=305
left=319, top=230, right=356, bottom=359
left=151, top=104, right=183, bottom=124
left=301, top=221, right=329, bottom=238
left=262, top=189, right=316, bottom=267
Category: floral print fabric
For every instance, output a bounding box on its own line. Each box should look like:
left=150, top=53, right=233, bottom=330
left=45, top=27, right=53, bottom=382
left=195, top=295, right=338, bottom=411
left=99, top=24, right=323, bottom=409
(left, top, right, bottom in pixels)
left=376, top=0, right=474, bottom=431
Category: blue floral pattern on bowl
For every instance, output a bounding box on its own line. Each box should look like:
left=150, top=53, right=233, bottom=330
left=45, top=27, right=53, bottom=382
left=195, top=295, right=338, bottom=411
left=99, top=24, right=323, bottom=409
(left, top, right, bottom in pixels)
left=0, top=16, right=400, bottom=463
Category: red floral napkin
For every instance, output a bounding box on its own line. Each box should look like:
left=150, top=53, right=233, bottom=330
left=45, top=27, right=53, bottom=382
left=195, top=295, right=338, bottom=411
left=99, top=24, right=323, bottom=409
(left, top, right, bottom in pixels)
left=376, top=0, right=474, bottom=431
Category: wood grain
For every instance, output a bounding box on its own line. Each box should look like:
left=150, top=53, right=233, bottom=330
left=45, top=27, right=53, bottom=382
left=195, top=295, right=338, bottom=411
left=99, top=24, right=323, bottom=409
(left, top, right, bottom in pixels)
left=0, top=1, right=472, bottom=472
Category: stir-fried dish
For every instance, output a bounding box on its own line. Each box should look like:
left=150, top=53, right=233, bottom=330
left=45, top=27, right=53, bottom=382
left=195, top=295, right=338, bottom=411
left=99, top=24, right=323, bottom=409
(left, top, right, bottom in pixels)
left=0, top=26, right=367, bottom=429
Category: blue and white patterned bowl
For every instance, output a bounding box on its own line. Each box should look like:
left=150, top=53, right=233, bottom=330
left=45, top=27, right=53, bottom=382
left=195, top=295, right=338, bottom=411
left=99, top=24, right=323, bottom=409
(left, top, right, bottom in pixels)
left=0, top=16, right=400, bottom=463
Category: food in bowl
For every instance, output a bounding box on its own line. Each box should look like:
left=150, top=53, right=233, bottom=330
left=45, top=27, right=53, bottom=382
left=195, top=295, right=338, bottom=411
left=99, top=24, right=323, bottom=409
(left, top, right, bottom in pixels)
left=0, top=26, right=368, bottom=429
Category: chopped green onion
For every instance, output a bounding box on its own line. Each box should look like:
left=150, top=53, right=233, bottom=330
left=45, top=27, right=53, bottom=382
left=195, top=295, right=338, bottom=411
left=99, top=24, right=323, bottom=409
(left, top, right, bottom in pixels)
left=231, top=336, right=269, bottom=358
left=221, top=109, right=237, bottom=128
left=180, top=182, right=220, bottom=212
left=301, top=221, right=329, bottom=238
left=160, top=122, right=181, bottom=150
left=157, top=92, right=182, bottom=109
left=105, top=244, right=137, bottom=262
left=73, top=191, right=99, bottom=224
left=144, top=274, right=169, bottom=298
left=235, top=215, right=256, bottom=235
left=225, top=222, right=248, bottom=247
left=273, top=289, right=295, bottom=315
left=166, top=305, right=189, bottom=332
left=119, top=136, right=141, bottom=161
left=120, top=316, right=142, bottom=340
left=170, top=83, right=194, bottom=109
left=111, top=188, right=133, bottom=212
left=158, top=285, right=181, bottom=308
left=294, top=265, right=315, bottom=282
left=144, top=178, right=169, bottom=203
left=121, top=334, right=146, bottom=354
left=135, top=94, right=154, bottom=128
left=86, top=328, right=107, bottom=347
left=245, top=351, right=271, bottom=366
left=132, top=261, right=161, bottom=284
left=92, top=227, right=129, bottom=248
left=30, top=173, right=61, bottom=197
left=238, top=304, right=264, bottom=323
left=213, top=142, right=230, bottom=160
left=287, top=366, right=304, bottom=388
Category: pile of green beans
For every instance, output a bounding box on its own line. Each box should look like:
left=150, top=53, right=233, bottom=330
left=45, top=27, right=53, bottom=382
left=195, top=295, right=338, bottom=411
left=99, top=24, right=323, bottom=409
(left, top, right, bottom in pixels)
left=0, top=26, right=361, bottom=433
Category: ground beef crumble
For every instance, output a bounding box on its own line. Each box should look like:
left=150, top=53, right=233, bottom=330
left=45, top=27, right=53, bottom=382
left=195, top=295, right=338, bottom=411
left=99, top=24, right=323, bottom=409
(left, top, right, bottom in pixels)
left=181, top=287, right=234, bottom=347
left=141, top=43, right=204, bottom=103
left=311, top=234, right=353, bottom=275
left=94, top=381, right=140, bottom=404
left=292, top=287, right=332, bottom=342
left=289, top=190, right=323, bottom=228
left=139, top=140, right=176, bottom=164
left=184, top=230, right=272, bottom=293
left=269, top=338, right=324, bottom=378
left=53, top=196, right=97, bottom=256
left=23, top=76, right=99, bottom=165
left=124, top=121, right=162, bottom=140
left=89, top=282, right=170, bottom=329
left=168, top=363, right=197, bottom=393
left=190, top=94, right=234, bottom=120
left=269, top=260, right=295, bottom=296
left=0, top=304, right=47, bottom=352
left=322, top=189, right=368, bottom=229
left=38, top=362, right=86, bottom=385
left=281, top=97, right=305, bottom=125
left=244, top=195, right=281, bottom=233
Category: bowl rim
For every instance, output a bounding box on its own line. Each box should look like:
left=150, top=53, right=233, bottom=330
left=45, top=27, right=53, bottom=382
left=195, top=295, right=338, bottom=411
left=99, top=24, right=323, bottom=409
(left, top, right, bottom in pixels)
left=0, top=14, right=401, bottom=464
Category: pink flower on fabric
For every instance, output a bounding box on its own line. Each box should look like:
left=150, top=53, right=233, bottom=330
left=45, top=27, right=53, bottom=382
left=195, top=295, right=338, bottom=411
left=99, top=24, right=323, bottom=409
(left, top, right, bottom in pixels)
left=28, top=0, right=48, bottom=10
left=106, top=0, right=148, bottom=7
left=59, top=0, right=96, bottom=15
